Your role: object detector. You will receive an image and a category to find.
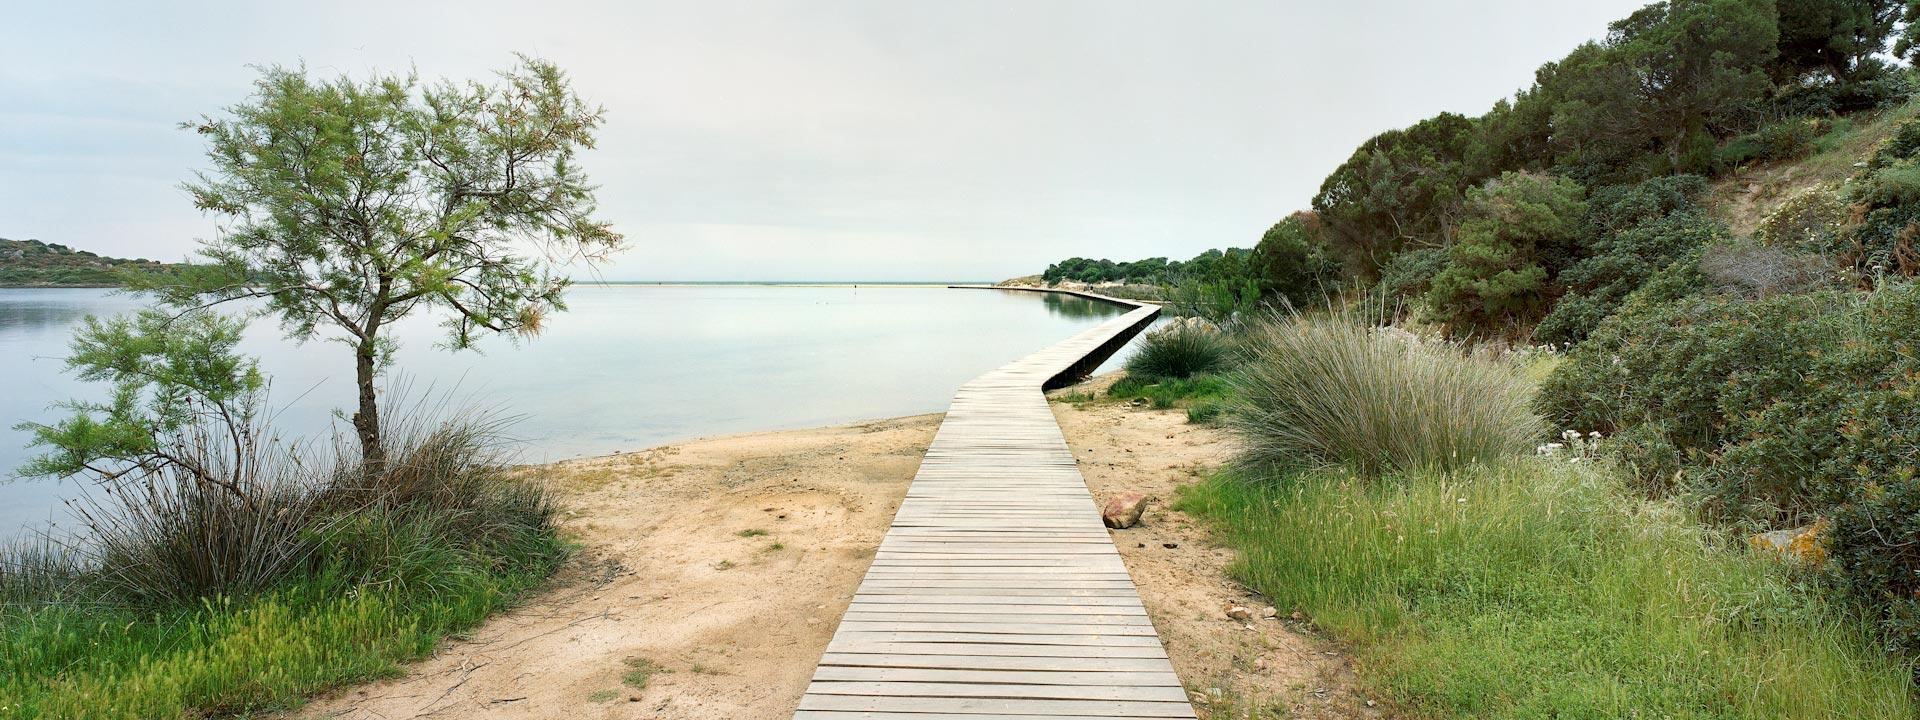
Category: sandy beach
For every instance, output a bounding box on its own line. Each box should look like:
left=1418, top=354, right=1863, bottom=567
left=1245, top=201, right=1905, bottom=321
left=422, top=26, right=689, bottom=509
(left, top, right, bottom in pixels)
left=294, top=373, right=1374, bottom=720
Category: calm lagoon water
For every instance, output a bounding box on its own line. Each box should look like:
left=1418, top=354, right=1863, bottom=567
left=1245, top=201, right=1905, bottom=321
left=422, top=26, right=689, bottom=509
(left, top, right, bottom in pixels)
left=0, top=285, right=1146, bottom=535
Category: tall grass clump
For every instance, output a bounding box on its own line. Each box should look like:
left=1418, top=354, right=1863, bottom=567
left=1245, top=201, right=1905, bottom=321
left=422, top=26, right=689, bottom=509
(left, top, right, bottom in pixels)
left=1124, top=322, right=1232, bottom=379
left=1230, top=313, right=1541, bottom=476
left=1178, top=461, right=1918, bottom=718
left=0, top=395, right=565, bottom=719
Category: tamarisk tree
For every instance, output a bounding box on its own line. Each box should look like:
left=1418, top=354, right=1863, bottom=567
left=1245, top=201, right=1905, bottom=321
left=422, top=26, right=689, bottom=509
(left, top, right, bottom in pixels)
left=154, top=56, right=622, bottom=467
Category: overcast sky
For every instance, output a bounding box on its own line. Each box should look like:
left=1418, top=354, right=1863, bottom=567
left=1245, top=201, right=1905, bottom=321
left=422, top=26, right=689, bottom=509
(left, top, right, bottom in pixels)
left=3, top=1, right=1650, bottom=281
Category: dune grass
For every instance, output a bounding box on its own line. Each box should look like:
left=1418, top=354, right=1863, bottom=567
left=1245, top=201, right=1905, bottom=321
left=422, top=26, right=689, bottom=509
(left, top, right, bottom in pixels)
left=0, top=409, right=567, bottom=719
left=1125, top=323, right=1233, bottom=380
left=1178, top=460, right=1917, bottom=719
left=1230, top=313, right=1540, bottom=476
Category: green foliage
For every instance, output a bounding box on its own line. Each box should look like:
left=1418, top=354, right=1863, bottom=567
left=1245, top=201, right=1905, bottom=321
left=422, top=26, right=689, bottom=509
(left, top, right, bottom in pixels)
left=1424, top=172, right=1587, bottom=336
left=1124, top=324, right=1232, bottom=379
left=1756, top=183, right=1851, bottom=251
left=1840, top=118, right=1920, bottom=278
left=1717, top=117, right=1826, bottom=169
left=1540, top=284, right=1920, bottom=524
left=0, top=238, right=185, bottom=288
left=1537, top=177, right=1727, bottom=346
left=16, top=309, right=263, bottom=490
left=1250, top=212, right=1340, bottom=308
left=1042, top=256, right=1175, bottom=285
left=1775, top=0, right=1902, bottom=83
left=0, top=409, right=565, bottom=718
left=1108, top=373, right=1233, bottom=411
left=1544, top=0, right=1779, bottom=179
left=1831, top=476, right=1920, bottom=663
left=1177, top=460, right=1918, bottom=718
left=1312, top=113, right=1486, bottom=278
left=1229, top=314, right=1541, bottom=477
left=1366, top=247, right=1448, bottom=319
left=156, top=57, right=621, bottom=464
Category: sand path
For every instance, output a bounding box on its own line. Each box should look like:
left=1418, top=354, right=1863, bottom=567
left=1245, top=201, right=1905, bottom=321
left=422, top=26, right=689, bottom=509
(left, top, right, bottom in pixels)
left=296, top=377, right=1375, bottom=719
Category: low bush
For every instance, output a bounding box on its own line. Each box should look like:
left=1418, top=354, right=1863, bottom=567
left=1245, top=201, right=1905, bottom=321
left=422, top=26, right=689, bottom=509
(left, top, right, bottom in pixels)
left=1229, top=313, right=1540, bottom=476
left=1541, top=282, right=1920, bottom=666
left=1535, top=176, right=1722, bottom=347
left=1178, top=460, right=1917, bottom=718
left=0, top=402, right=565, bottom=718
left=1124, top=323, right=1232, bottom=379
left=1540, top=285, right=1920, bottom=523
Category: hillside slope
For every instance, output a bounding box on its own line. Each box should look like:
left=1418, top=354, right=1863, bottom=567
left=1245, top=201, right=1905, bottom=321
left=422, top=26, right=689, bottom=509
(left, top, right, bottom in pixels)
left=0, top=238, right=179, bottom=287
left=1708, top=98, right=1920, bottom=238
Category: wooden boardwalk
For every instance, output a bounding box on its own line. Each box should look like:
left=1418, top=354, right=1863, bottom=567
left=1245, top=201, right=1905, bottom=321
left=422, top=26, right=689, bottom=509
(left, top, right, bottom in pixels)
left=793, top=289, right=1194, bottom=719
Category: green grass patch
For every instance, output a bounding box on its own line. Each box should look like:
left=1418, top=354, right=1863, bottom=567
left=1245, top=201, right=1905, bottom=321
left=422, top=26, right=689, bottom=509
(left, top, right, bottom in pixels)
left=622, top=658, right=666, bottom=689
left=0, top=521, right=563, bottom=719
left=1108, top=373, right=1233, bottom=410
left=735, top=528, right=768, bottom=537
left=1178, top=460, right=1917, bottom=718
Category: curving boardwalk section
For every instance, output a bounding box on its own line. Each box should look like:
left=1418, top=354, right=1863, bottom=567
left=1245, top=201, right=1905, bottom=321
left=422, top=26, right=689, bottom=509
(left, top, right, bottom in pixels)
left=793, top=290, right=1193, bottom=719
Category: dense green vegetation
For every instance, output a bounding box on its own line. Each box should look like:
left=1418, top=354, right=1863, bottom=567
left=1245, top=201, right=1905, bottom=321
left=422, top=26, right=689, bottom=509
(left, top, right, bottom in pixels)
left=1037, top=0, right=1920, bottom=677
left=0, top=238, right=183, bottom=287
left=1170, top=313, right=1915, bottom=716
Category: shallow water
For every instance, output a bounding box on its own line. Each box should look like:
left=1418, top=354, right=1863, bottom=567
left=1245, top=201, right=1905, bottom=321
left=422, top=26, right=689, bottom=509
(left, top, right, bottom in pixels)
left=0, top=285, right=1146, bottom=535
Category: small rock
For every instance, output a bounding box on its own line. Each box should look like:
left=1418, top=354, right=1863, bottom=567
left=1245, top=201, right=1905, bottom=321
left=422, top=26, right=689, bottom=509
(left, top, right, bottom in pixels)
left=1261, top=606, right=1278, bottom=619
left=628, top=696, right=640, bottom=702
left=1291, top=611, right=1305, bottom=621
left=1367, top=699, right=1378, bottom=707
left=1162, top=542, right=1178, bottom=549
left=1136, top=542, right=1146, bottom=548
left=1102, top=492, right=1149, bottom=529
left=1254, top=657, right=1268, bottom=670
left=1225, top=605, right=1255, bottom=621
left=1190, top=691, right=1210, bottom=705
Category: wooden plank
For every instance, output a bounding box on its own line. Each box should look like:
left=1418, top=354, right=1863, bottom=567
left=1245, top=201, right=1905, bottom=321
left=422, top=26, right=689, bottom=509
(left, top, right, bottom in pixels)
left=810, top=666, right=1182, bottom=686
left=797, top=695, right=1194, bottom=717
left=805, top=681, right=1190, bottom=702
left=790, top=290, right=1190, bottom=719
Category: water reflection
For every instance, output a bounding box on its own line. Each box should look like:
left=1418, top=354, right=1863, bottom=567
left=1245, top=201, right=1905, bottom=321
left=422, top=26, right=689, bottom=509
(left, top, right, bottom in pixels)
left=1, top=285, right=1144, bottom=536
left=1039, top=291, right=1126, bottom=320
left=0, top=289, right=143, bottom=338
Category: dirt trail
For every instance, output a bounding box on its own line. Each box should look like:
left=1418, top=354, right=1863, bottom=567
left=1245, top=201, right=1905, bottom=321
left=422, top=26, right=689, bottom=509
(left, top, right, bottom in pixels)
left=297, top=376, right=1375, bottom=719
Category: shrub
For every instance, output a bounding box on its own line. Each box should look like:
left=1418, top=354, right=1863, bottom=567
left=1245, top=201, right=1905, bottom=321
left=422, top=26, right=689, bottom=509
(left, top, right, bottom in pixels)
left=1837, top=118, right=1920, bottom=280
left=1374, top=247, right=1443, bottom=309
left=1697, top=241, right=1836, bottom=299
left=1540, top=285, right=1920, bottom=524
left=1536, top=210, right=1726, bottom=346
left=1229, top=313, right=1541, bottom=476
left=1424, top=171, right=1587, bottom=337
left=1124, top=323, right=1231, bottom=379
left=1252, top=213, right=1341, bottom=308
left=1716, top=118, right=1820, bottom=170
left=1755, top=184, right=1850, bottom=252
left=1832, top=477, right=1920, bottom=665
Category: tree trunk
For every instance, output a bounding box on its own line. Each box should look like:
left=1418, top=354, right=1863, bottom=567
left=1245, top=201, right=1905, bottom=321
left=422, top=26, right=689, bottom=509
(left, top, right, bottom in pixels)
left=352, top=338, right=385, bottom=470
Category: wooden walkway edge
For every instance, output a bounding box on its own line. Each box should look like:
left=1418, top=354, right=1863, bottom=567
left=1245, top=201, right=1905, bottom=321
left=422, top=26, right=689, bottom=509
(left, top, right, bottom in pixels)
left=792, top=288, right=1195, bottom=719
